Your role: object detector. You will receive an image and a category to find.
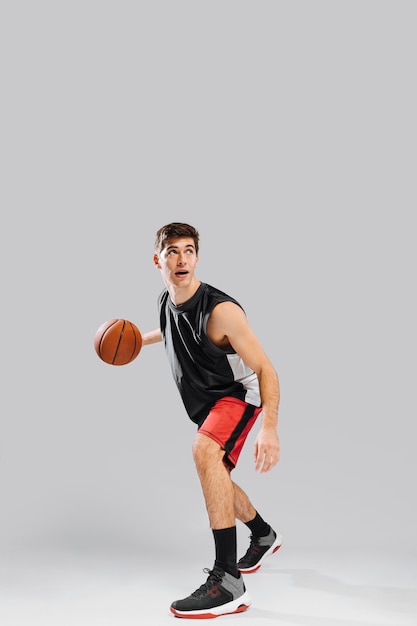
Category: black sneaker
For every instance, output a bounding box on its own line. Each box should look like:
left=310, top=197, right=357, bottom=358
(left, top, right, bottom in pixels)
left=238, top=528, right=283, bottom=574
left=170, top=566, right=251, bottom=619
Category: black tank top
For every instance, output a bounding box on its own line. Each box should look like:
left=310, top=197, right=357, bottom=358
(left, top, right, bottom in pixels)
left=158, top=282, right=261, bottom=425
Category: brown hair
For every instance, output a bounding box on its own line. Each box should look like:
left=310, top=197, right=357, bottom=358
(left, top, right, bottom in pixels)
left=154, top=222, right=200, bottom=255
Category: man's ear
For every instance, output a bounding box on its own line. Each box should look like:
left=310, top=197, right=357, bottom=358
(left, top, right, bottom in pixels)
left=153, top=253, right=160, bottom=269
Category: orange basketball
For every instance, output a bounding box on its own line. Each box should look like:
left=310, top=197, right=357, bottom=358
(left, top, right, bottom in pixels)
left=94, top=319, right=142, bottom=366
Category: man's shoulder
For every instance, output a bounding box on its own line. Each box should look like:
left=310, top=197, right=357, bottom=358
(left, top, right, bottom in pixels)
left=204, top=283, right=235, bottom=301
left=203, top=284, right=244, bottom=312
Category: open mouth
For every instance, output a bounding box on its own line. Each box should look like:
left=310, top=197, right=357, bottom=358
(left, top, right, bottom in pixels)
left=175, top=270, right=188, bottom=276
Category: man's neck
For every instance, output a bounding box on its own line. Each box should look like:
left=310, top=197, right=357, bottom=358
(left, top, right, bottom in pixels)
left=167, top=279, right=201, bottom=306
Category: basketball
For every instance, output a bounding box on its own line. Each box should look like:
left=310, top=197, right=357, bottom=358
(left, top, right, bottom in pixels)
left=94, top=319, right=142, bottom=366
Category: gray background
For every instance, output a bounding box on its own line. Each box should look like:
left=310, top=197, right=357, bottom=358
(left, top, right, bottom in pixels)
left=1, top=0, right=416, bottom=580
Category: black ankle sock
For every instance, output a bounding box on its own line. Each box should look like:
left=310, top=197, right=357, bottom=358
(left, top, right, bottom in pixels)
left=245, top=511, right=271, bottom=538
left=212, top=527, right=239, bottom=578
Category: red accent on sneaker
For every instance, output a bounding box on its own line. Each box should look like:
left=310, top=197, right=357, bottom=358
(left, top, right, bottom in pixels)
left=170, top=603, right=250, bottom=619
left=208, top=585, right=221, bottom=599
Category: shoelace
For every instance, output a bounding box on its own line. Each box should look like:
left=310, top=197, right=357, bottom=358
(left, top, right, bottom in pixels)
left=191, top=567, right=224, bottom=598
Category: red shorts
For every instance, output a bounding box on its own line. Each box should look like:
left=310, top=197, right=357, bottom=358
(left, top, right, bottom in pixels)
left=198, top=397, right=262, bottom=469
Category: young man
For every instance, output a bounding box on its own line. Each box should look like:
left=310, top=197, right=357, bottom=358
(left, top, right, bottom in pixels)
left=142, top=222, right=282, bottom=619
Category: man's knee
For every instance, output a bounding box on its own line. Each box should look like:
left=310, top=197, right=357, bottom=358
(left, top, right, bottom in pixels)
left=192, top=433, right=223, bottom=469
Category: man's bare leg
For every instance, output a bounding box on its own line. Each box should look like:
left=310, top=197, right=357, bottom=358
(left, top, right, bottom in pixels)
left=170, top=433, right=250, bottom=617
left=192, top=432, right=243, bottom=576
left=192, top=433, right=235, bottom=528
left=192, top=433, right=280, bottom=576
left=192, top=434, right=263, bottom=529
left=232, top=481, right=256, bottom=524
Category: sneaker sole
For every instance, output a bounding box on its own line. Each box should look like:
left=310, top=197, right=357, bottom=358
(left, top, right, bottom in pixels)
left=170, top=591, right=252, bottom=619
left=238, top=535, right=283, bottom=574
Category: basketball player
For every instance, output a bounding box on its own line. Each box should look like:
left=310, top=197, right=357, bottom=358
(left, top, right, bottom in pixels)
left=142, top=222, right=282, bottom=618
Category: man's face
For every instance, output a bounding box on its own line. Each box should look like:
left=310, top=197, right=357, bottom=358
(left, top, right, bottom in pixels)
left=154, top=237, right=199, bottom=288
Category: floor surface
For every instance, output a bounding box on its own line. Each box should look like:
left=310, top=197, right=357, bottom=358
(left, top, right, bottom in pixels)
left=1, top=546, right=416, bottom=625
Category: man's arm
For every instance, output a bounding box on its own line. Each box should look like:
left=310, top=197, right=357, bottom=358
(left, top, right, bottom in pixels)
left=207, top=302, right=280, bottom=474
left=141, top=328, right=163, bottom=346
